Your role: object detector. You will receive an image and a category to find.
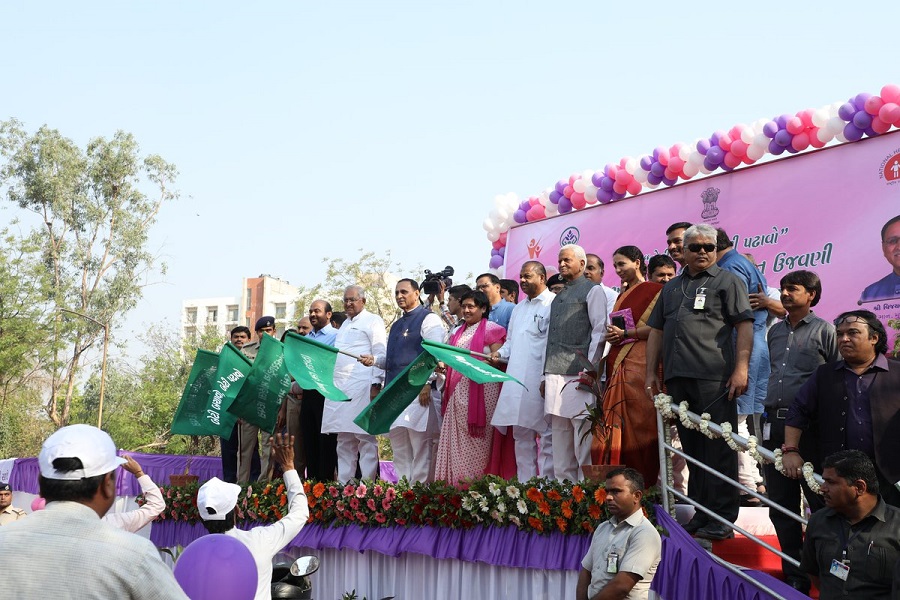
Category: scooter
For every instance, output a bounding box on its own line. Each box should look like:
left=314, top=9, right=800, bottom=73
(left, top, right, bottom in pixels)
left=271, top=555, right=319, bottom=599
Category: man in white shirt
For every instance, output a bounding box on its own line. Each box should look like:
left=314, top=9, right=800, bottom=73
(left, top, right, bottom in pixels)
left=490, top=261, right=555, bottom=481
left=321, top=285, right=387, bottom=482
left=366, top=279, right=444, bottom=483
left=199, top=432, right=309, bottom=600
left=541, top=245, right=608, bottom=482
left=0, top=425, right=188, bottom=599
left=577, top=468, right=661, bottom=600
left=101, top=455, right=165, bottom=533
left=585, top=253, right=619, bottom=317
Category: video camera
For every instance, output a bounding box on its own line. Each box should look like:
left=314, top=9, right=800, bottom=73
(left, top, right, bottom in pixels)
left=421, top=266, right=454, bottom=295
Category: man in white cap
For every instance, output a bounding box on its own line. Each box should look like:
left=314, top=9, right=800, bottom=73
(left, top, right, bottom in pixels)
left=0, top=424, right=188, bottom=599
left=198, top=432, right=308, bottom=600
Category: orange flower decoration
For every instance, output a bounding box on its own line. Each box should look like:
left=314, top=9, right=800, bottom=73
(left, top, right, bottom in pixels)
left=546, top=490, right=562, bottom=501
left=273, top=508, right=283, bottom=520
left=537, top=500, right=551, bottom=516
left=302, top=482, right=310, bottom=494
left=276, top=484, right=286, bottom=496
left=526, top=487, right=543, bottom=503
left=571, top=485, right=585, bottom=503
left=593, top=488, right=607, bottom=504
left=313, top=482, right=325, bottom=498
left=561, top=500, right=573, bottom=518
left=588, top=504, right=602, bottom=520
left=582, top=521, right=595, bottom=533
left=527, top=516, right=544, bottom=532
left=280, top=494, right=287, bottom=507
left=555, top=517, right=568, bottom=533
left=264, top=484, right=273, bottom=495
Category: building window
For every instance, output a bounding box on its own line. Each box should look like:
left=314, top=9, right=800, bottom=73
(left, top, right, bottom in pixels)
left=246, top=288, right=252, bottom=308
left=207, top=307, right=218, bottom=323
left=186, top=308, right=197, bottom=324
left=275, top=303, right=287, bottom=319
left=227, top=305, right=239, bottom=322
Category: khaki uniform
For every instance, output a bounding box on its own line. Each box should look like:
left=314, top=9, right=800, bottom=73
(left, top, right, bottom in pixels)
left=236, top=340, right=275, bottom=483
left=0, top=505, right=28, bottom=525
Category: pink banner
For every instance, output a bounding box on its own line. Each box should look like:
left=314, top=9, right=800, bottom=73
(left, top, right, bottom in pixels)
left=506, top=131, right=900, bottom=349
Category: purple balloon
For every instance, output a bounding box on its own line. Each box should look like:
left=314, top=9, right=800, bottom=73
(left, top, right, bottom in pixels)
left=639, top=156, right=654, bottom=171
left=558, top=197, right=573, bottom=213
left=662, top=176, right=677, bottom=186
left=721, top=163, right=734, bottom=172
left=709, top=132, right=721, bottom=147
left=774, top=129, right=792, bottom=147
left=865, top=126, right=878, bottom=137
left=762, top=121, right=779, bottom=139
left=703, top=157, right=718, bottom=171
left=652, top=147, right=665, bottom=160
left=600, top=176, right=614, bottom=192
left=548, top=190, right=562, bottom=204
left=498, top=247, right=505, bottom=258
left=513, top=209, right=528, bottom=224
left=555, top=180, right=567, bottom=195
left=612, top=190, right=626, bottom=200
left=489, top=254, right=504, bottom=269
left=592, top=172, right=604, bottom=187
left=843, top=122, right=864, bottom=142
left=647, top=172, right=663, bottom=185
left=491, top=249, right=499, bottom=256
left=696, top=139, right=711, bottom=155
left=174, top=535, right=257, bottom=600
left=650, top=162, right=665, bottom=177
left=784, top=145, right=799, bottom=154
left=519, top=200, right=530, bottom=212
left=768, top=140, right=785, bottom=155
left=852, top=111, right=872, bottom=129
left=838, top=102, right=857, bottom=121
left=706, top=146, right=724, bottom=163
left=597, top=188, right=613, bottom=203
left=776, top=114, right=791, bottom=128
left=852, top=92, right=872, bottom=111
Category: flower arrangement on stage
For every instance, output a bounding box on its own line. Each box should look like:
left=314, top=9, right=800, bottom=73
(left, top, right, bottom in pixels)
left=141, top=475, right=660, bottom=537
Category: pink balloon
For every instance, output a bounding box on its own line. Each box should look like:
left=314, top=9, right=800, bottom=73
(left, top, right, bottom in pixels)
left=492, top=240, right=503, bottom=250
left=808, top=127, right=826, bottom=148
left=718, top=134, right=733, bottom=151
left=626, top=180, right=642, bottom=195
left=529, top=196, right=540, bottom=206
left=730, top=140, right=748, bottom=157
left=607, top=164, right=619, bottom=178
left=723, top=152, right=741, bottom=169
left=663, top=167, right=677, bottom=181
left=619, top=157, right=629, bottom=169
left=791, top=132, right=810, bottom=151
left=799, top=109, right=814, bottom=127
left=570, top=191, right=585, bottom=205
left=864, top=95, right=885, bottom=116
left=568, top=174, right=578, bottom=185
left=563, top=185, right=573, bottom=199
left=881, top=84, right=900, bottom=105
left=31, top=497, right=46, bottom=511
left=614, top=169, right=630, bottom=184
left=785, top=117, right=804, bottom=135
left=533, top=205, right=546, bottom=219
left=499, top=232, right=507, bottom=244
left=741, top=154, right=756, bottom=165
left=656, top=150, right=669, bottom=166
left=879, top=103, right=900, bottom=124
left=871, top=117, right=891, bottom=134
left=667, top=156, right=685, bottom=172
left=612, top=181, right=627, bottom=195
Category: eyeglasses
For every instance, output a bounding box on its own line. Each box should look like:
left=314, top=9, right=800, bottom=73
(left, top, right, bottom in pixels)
left=883, top=236, right=900, bottom=246
left=834, top=315, right=868, bottom=326
left=687, top=243, right=716, bottom=253
left=342, top=296, right=361, bottom=303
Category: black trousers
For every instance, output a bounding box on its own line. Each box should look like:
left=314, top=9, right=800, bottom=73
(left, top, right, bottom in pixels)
left=763, top=417, right=823, bottom=584
left=221, top=422, right=260, bottom=483
left=668, top=377, right=740, bottom=524
left=300, top=390, right=338, bottom=481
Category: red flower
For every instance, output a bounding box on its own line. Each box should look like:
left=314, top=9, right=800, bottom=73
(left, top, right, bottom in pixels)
left=394, top=518, right=407, bottom=526
left=593, top=488, right=607, bottom=504
left=537, top=500, right=551, bottom=516
left=449, top=495, right=462, bottom=508
left=527, top=517, right=544, bottom=532
left=381, top=498, right=391, bottom=511
left=526, top=487, right=543, bottom=503
left=546, top=490, right=562, bottom=501
left=374, top=513, right=387, bottom=524
left=561, top=500, right=573, bottom=519
left=555, top=517, right=568, bottom=532
left=328, top=485, right=339, bottom=498
left=571, top=485, right=585, bottom=503
left=402, top=490, right=416, bottom=501
left=356, top=512, right=368, bottom=523
left=367, top=498, right=377, bottom=511
left=349, top=497, right=360, bottom=510
left=312, top=482, right=325, bottom=498
left=588, top=504, right=602, bottom=520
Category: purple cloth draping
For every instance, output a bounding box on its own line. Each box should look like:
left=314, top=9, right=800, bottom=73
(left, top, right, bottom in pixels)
left=150, top=521, right=591, bottom=571
left=651, top=508, right=810, bottom=600
left=8, top=452, right=398, bottom=496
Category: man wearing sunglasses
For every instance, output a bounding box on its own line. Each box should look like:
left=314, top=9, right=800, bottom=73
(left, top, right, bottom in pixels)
left=859, top=215, right=900, bottom=304
left=784, top=310, right=900, bottom=507
left=645, top=223, right=754, bottom=540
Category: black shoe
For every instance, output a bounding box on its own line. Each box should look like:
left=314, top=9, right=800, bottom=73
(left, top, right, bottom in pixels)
left=682, top=518, right=707, bottom=534
left=785, top=578, right=810, bottom=595
left=740, top=494, right=763, bottom=507
left=694, top=523, right=735, bottom=540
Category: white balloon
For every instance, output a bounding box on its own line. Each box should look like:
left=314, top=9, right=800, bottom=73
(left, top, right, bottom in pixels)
left=699, top=164, right=713, bottom=175
left=740, top=126, right=755, bottom=144
left=645, top=181, right=659, bottom=190
left=493, top=195, right=506, bottom=211
left=682, top=162, right=700, bottom=178
left=753, top=133, right=769, bottom=147
left=482, top=217, right=495, bottom=232
left=688, top=150, right=705, bottom=167
left=490, top=266, right=504, bottom=278
left=835, top=130, right=848, bottom=143
left=811, top=109, right=828, bottom=128
left=582, top=169, right=594, bottom=181
left=624, top=158, right=638, bottom=174
left=489, top=208, right=501, bottom=223
left=632, top=168, right=648, bottom=183
left=585, top=185, right=598, bottom=202
left=827, top=116, right=845, bottom=135
left=538, top=193, right=551, bottom=207
left=817, top=128, right=833, bottom=144
left=746, top=146, right=764, bottom=161
left=573, top=178, right=586, bottom=193
left=678, top=144, right=691, bottom=161
left=487, top=230, right=500, bottom=242
left=545, top=202, right=559, bottom=216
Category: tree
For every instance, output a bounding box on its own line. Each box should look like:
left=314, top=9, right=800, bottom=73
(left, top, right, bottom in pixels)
left=0, top=119, right=179, bottom=427
left=292, top=250, right=410, bottom=328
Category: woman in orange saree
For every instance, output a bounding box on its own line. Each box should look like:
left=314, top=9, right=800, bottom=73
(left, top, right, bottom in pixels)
left=595, top=245, right=663, bottom=485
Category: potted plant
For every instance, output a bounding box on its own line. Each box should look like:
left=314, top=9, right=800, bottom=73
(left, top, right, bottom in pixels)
left=169, top=435, right=201, bottom=487
left=578, top=386, right=626, bottom=482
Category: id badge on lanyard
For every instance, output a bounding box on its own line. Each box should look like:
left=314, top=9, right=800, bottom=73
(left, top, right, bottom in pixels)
left=693, top=288, right=707, bottom=311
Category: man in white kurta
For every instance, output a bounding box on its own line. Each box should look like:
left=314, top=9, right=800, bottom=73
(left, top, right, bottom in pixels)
left=321, top=286, right=387, bottom=482
left=490, top=261, right=555, bottom=481
left=370, top=279, right=445, bottom=483
left=542, top=245, right=608, bottom=483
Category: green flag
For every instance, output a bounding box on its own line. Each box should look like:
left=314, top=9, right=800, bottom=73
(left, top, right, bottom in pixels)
left=203, top=342, right=253, bottom=437
left=422, top=339, right=524, bottom=387
left=282, top=331, right=349, bottom=401
left=228, top=335, right=293, bottom=432
left=170, top=349, right=221, bottom=436
left=354, top=351, right=438, bottom=435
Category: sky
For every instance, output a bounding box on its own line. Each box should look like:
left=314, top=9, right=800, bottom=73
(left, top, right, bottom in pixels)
left=3, top=1, right=899, bottom=363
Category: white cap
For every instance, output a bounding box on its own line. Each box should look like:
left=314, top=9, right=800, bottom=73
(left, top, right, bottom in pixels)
left=198, top=477, right=241, bottom=521
left=38, top=424, right=127, bottom=480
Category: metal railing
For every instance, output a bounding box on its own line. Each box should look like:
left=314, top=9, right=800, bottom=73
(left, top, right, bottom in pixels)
left=655, top=399, right=825, bottom=598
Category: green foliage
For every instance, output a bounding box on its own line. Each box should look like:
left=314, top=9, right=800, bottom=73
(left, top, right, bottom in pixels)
left=0, top=119, right=179, bottom=426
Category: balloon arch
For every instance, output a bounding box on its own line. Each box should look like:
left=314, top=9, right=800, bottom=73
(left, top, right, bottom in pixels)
left=484, top=83, right=900, bottom=273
